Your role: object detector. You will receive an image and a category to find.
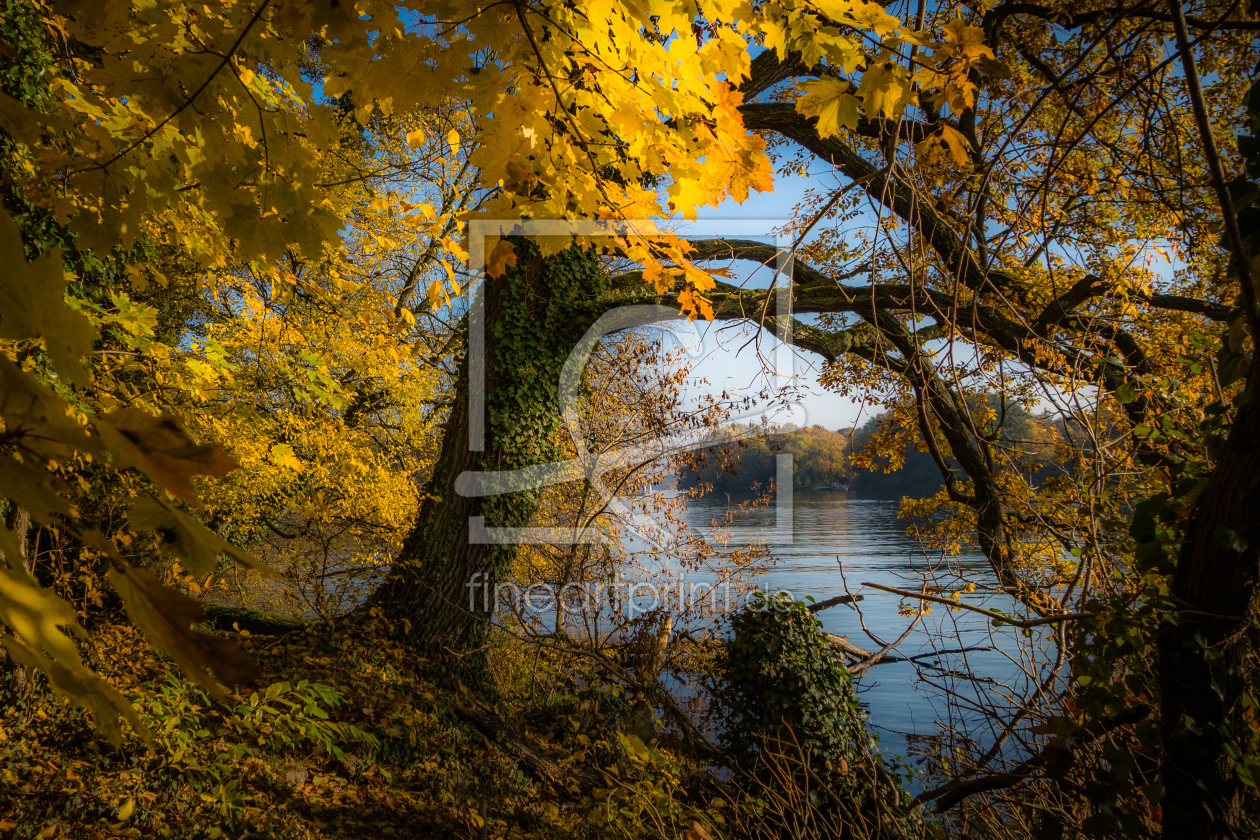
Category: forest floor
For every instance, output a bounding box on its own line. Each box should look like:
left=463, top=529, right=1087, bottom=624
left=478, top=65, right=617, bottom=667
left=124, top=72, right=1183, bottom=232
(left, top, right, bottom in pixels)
left=0, top=617, right=724, bottom=840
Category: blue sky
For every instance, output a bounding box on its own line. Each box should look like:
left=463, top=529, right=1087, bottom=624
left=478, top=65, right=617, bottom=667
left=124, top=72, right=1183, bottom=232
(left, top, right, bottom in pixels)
left=670, top=173, right=872, bottom=432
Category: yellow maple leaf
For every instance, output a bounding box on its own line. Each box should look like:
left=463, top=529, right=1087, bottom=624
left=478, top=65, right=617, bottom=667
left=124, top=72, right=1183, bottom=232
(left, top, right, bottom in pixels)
left=942, top=19, right=994, bottom=61
left=847, top=0, right=902, bottom=37
left=916, top=125, right=972, bottom=169
left=643, top=262, right=680, bottom=293
left=797, top=78, right=861, bottom=138
left=857, top=60, right=915, bottom=120
left=668, top=178, right=719, bottom=221
left=271, top=443, right=305, bottom=472
left=683, top=260, right=719, bottom=292
left=426, top=279, right=451, bottom=310
left=676, top=287, right=714, bottom=321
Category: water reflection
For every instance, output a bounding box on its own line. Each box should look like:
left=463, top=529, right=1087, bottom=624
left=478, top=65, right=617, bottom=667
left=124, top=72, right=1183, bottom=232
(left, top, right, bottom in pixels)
left=685, top=492, right=1055, bottom=784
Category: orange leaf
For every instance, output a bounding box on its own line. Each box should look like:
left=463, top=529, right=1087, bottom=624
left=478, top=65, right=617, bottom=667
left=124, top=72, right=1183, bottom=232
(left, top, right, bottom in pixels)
left=486, top=238, right=517, bottom=279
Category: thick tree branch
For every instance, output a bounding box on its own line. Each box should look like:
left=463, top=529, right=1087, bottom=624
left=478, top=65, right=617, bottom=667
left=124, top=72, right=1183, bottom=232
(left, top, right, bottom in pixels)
left=1035, top=274, right=1110, bottom=328
left=739, top=49, right=811, bottom=99
left=1141, top=292, right=1231, bottom=320
left=987, top=2, right=1260, bottom=32
left=738, top=103, right=989, bottom=292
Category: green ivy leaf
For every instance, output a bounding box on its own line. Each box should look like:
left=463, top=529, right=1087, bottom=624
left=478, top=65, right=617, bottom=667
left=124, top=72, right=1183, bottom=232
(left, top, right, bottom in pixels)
left=1214, top=526, right=1249, bottom=553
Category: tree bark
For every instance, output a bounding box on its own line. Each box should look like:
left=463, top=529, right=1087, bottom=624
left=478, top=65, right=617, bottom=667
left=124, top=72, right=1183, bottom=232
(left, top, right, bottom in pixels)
left=2, top=504, right=32, bottom=693
left=367, top=241, right=608, bottom=658
left=1158, top=384, right=1260, bottom=836
left=1155, top=29, right=1260, bottom=833
left=366, top=333, right=490, bottom=653
left=3, top=502, right=30, bottom=571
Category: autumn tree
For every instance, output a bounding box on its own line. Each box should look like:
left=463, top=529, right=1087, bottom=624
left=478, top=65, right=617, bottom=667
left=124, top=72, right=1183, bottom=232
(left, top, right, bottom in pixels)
left=187, top=100, right=483, bottom=621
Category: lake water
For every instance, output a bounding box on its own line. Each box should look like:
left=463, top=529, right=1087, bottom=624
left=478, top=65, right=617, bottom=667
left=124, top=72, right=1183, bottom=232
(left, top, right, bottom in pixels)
left=679, top=491, right=1054, bottom=784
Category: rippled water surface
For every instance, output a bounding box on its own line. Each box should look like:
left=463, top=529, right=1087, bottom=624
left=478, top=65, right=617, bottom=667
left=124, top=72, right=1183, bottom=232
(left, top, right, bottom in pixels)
left=682, top=492, right=1051, bottom=779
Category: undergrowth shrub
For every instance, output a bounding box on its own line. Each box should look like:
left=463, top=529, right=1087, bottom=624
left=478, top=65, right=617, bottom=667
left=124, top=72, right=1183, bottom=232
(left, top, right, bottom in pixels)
left=714, top=593, right=864, bottom=765
left=711, top=593, right=923, bottom=838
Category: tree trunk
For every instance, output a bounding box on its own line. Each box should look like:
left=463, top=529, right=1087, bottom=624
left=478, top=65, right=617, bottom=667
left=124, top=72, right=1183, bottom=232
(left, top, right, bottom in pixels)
left=2, top=503, right=31, bottom=691
left=1158, top=383, right=1260, bottom=836
left=367, top=241, right=607, bottom=657
left=4, top=502, right=30, bottom=571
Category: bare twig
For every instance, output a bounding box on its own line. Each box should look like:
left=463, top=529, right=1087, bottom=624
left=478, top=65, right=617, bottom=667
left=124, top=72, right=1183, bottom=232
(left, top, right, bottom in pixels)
left=860, top=582, right=1087, bottom=628
left=1165, top=0, right=1258, bottom=334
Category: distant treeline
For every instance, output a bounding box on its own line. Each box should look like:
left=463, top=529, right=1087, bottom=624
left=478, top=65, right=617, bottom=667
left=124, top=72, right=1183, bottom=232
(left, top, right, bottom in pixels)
left=679, top=398, right=1072, bottom=497
left=677, top=424, right=853, bottom=494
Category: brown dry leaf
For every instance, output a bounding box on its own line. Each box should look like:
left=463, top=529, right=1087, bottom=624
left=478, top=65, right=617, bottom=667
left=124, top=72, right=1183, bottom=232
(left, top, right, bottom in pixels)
left=685, top=820, right=714, bottom=840
left=486, top=237, right=517, bottom=279
left=96, top=408, right=236, bottom=505
left=108, top=562, right=260, bottom=702
left=915, top=124, right=972, bottom=170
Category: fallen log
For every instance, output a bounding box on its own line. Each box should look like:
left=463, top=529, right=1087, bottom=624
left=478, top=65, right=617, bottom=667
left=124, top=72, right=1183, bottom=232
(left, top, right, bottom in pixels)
left=824, top=632, right=875, bottom=659
left=202, top=604, right=306, bottom=635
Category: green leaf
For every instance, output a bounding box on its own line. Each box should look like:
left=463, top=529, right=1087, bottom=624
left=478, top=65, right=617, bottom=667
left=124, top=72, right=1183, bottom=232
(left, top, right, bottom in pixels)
left=1214, top=526, right=1249, bottom=553
left=1217, top=349, right=1250, bottom=386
